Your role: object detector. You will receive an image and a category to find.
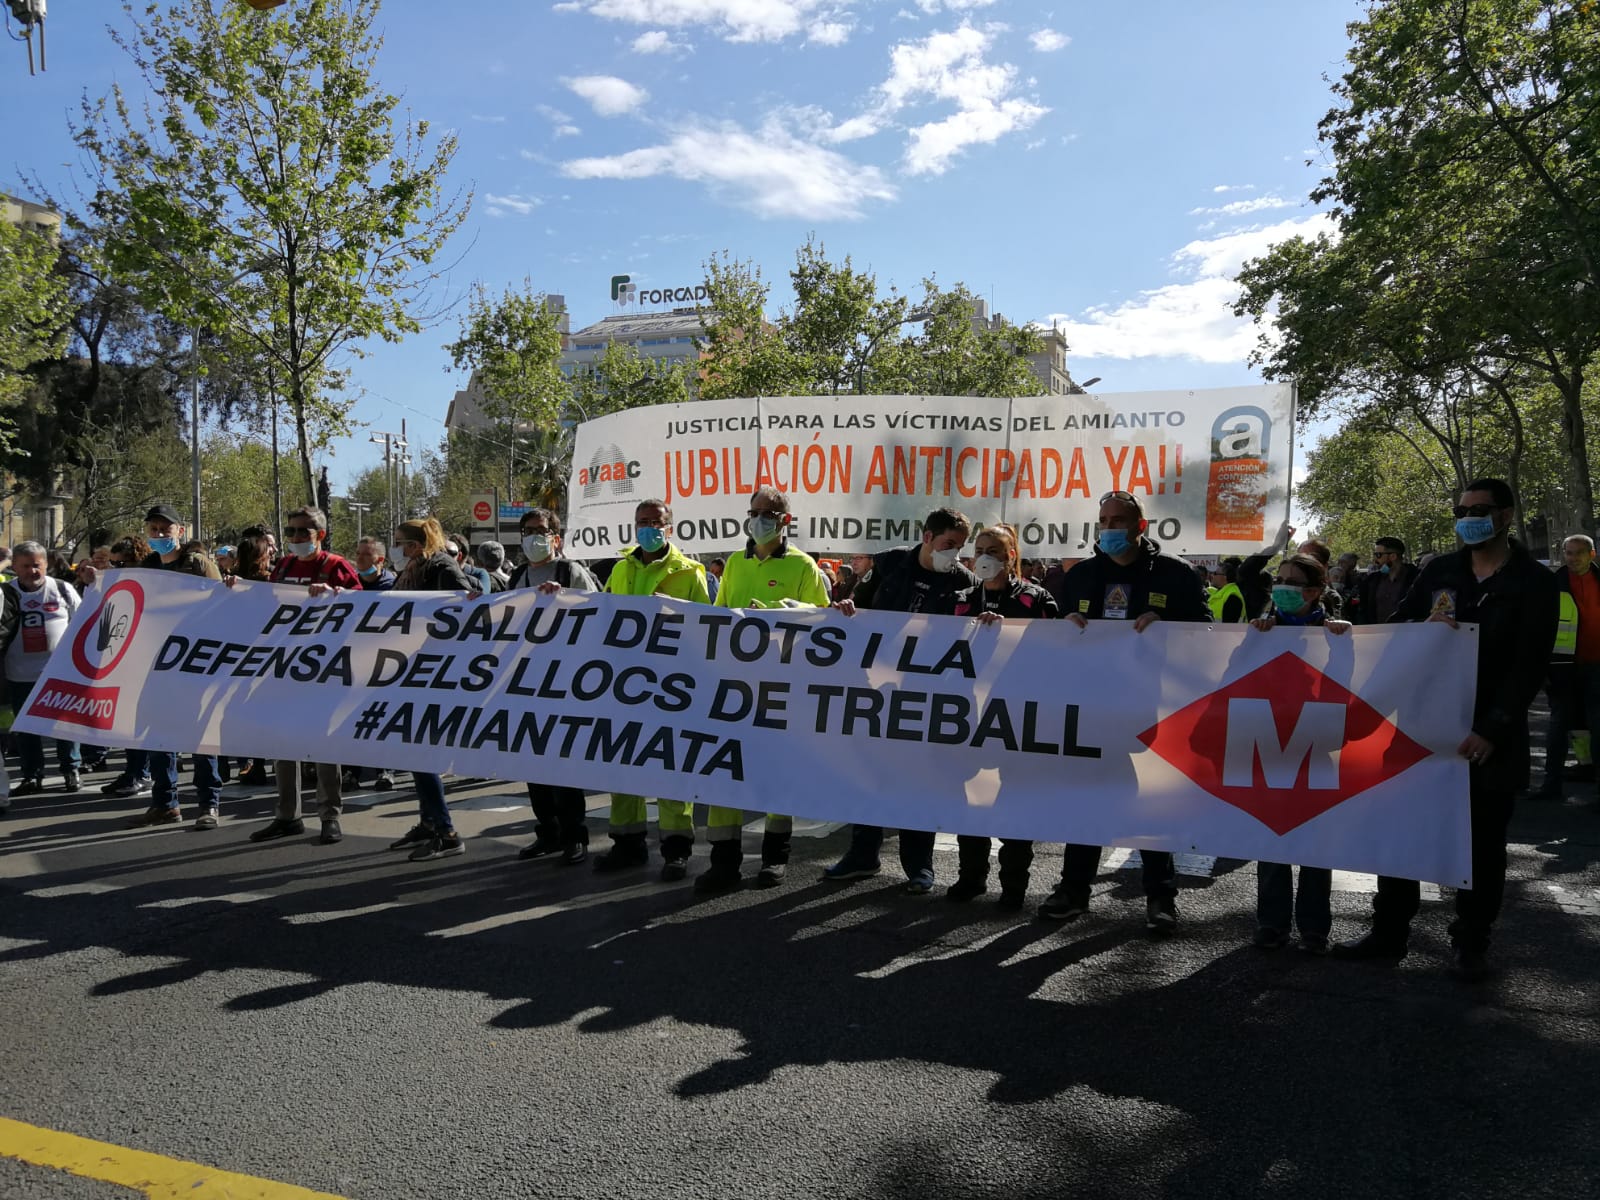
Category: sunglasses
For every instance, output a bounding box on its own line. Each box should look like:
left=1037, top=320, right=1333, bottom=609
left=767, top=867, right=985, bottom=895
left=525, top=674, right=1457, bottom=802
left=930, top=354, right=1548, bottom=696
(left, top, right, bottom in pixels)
left=1451, top=504, right=1498, bottom=519
left=1100, top=490, right=1138, bottom=505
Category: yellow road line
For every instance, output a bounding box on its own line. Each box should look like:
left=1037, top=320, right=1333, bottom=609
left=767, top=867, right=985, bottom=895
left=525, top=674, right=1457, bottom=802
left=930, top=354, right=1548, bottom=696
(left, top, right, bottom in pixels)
left=0, top=1116, right=349, bottom=1199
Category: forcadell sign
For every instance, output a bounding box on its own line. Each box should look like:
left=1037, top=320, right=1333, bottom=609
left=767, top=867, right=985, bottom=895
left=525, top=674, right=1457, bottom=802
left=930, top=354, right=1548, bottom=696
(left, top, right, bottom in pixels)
left=610, top=274, right=710, bottom=308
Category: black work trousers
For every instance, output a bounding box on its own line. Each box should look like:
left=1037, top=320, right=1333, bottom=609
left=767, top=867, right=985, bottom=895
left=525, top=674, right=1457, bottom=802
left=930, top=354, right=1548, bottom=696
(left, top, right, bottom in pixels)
left=1370, top=783, right=1514, bottom=952
left=527, top=783, right=589, bottom=846
left=956, top=836, right=1034, bottom=893
left=1058, top=844, right=1177, bottom=906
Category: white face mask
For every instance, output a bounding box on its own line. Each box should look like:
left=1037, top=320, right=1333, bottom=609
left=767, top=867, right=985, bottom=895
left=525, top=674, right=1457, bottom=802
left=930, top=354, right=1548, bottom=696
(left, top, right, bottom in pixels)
left=522, top=534, right=552, bottom=563
left=390, top=543, right=413, bottom=564
left=288, top=537, right=319, bottom=558
left=973, top=554, right=1007, bottom=581
left=928, top=546, right=961, bottom=573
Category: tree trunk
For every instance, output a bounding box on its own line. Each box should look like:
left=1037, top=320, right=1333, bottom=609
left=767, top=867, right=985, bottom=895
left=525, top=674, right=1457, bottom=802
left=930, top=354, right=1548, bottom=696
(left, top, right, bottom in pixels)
left=292, top=370, right=315, bottom=507
left=1557, top=369, right=1597, bottom=539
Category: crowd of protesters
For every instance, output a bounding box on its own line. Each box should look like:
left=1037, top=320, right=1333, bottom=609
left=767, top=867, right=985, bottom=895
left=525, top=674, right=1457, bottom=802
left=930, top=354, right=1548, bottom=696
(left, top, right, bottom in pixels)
left=0, top=475, right=1569, bottom=980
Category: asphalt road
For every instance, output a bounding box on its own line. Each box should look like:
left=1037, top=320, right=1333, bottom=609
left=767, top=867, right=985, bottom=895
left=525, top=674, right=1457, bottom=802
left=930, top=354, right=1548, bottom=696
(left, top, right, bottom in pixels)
left=1, top=761, right=1597, bottom=1199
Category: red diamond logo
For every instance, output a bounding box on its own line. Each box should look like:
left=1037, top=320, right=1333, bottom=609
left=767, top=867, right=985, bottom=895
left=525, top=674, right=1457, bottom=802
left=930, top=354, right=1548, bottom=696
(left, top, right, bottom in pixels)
left=1136, top=651, right=1433, bottom=835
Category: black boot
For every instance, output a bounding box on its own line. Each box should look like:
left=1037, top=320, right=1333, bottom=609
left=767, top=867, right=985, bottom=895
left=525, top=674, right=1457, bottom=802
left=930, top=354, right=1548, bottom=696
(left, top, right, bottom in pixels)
left=593, top=831, right=649, bottom=873
left=756, top=830, right=791, bottom=888
left=696, top=839, right=744, bottom=893
left=660, top=832, right=694, bottom=881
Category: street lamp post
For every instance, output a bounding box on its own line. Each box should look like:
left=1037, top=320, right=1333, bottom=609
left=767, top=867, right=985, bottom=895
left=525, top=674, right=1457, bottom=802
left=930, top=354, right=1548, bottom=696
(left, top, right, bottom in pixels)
left=347, top=501, right=371, bottom=544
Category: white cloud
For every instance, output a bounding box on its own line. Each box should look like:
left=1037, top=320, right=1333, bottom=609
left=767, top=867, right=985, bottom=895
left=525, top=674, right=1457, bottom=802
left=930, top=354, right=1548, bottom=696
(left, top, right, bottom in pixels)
left=915, top=0, right=998, bottom=11
left=561, top=116, right=896, bottom=219
left=560, top=0, right=847, bottom=44
left=1029, top=29, right=1069, bottom=52
left=631, top=29, right=691, bottom=53
left=470, top=113, right=508, bottom=123
left=556, top=124, right=581, bottom=137
left=1037, top=213, right=1334, bottom=363
left=867, top=23, right=1048, bottom=174
left=485, top=193, right=541, bottom=217
left=564, top=74, right=650, bottom=116
left=1189, top=195, right=1296, bottom=218
left=1212, top=183, right=1256, bottom=194
left=808, top=19, right=852, bottom=44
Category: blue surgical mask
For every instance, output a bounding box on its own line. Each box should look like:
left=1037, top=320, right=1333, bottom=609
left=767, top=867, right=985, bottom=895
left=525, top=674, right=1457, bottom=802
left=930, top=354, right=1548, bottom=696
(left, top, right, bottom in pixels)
left=1272, top=584, right=1307, bottom=613
left=1097, top=528, right=1131, bottom=555
left=1455, top=516, right=1496, bottom=545
left=636, top=525, right=667, bottom=553
left=149, top=537, right=177, bottom=555
left=1379, top=563, right=1391, bottom=575
left=746, top=515, right=782, bottom=545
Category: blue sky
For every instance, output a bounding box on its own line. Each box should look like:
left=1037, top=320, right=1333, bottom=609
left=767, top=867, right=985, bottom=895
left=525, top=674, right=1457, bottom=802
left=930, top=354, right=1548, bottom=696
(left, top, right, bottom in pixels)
left=2, top=0, right=1357, bottom=496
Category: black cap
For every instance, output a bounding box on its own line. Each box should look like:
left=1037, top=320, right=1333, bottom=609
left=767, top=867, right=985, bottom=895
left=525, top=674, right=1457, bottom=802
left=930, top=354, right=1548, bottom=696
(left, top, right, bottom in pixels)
left=144, top=505, right=183, bottom=525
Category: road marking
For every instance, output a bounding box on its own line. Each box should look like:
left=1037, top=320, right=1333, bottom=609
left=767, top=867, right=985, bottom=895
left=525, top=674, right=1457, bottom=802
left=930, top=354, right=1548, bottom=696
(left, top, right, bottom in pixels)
left=285, top=901, right=405, bottom=925
left=0, top=1114, right=347, bottom=1198
left=1103, top=848, right=1218, bottom=878
left=139, top=892, right=273, bottom=909
left=23, top=882, right=124, bottom=899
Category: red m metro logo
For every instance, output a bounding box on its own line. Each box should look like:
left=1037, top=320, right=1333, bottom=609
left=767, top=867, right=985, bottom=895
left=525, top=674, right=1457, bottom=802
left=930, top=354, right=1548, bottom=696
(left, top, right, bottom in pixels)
left=1137, top=651, right=1432, bottom=835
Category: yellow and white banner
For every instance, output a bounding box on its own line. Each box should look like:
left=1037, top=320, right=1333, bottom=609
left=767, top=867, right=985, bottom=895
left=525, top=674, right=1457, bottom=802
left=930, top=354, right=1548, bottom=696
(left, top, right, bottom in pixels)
left=564, top=385, right=1294, bottom=558
left=18, top=571, right=1472, bottom=883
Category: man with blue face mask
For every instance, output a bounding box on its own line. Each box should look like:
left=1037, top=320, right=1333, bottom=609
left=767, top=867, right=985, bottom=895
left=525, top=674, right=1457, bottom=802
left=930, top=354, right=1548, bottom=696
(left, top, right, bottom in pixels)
left=1334, top=478, right=1558, bottom=980
left=1354, top=536, right=1415, bottom=625
left=1046, top=490, right=1209, bottom=933
left=126, top=505, right=224, bottom=831
left=594, top=499, right=709, bottom=879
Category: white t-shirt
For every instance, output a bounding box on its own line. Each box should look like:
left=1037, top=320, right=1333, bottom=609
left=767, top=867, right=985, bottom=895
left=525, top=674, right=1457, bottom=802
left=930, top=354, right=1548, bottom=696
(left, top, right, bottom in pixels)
left=5, top=576, right=80, bottom=683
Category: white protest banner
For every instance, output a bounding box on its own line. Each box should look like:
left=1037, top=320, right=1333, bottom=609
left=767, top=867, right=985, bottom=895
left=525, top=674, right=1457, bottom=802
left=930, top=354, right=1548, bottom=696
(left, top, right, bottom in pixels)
left=564, top=385, right=1293, bottom=559
left=18, top=572, right=1471, bottom=884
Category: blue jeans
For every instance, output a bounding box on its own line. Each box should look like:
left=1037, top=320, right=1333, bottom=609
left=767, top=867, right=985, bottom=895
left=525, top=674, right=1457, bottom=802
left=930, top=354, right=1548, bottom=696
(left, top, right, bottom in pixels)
left=7, top=678, right=80, bottom=779
left=123, top=748, right=150, bottom=783
left=414, top=772, right=453, bottom=832
left=1256, top=862, right=1332, bottom=938
left=845, top=824, right=935, bottom=879
left=148, top=750, right=221, bottom=811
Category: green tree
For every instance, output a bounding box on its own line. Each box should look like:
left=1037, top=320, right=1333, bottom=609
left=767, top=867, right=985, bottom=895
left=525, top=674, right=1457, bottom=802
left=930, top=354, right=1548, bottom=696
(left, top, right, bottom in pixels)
left=0, top=217, right=73, bottom=444
left=696, top=251, right=807, bottom=401
left=697, top=245, right=1044, bottom=400
left=1240, top=0, right=1600, bottom=534
left=570, top=340, right=690, bottom=420
left=444, top=279, right=568, bottom=493
left=78, top=0, right=469, bottom=508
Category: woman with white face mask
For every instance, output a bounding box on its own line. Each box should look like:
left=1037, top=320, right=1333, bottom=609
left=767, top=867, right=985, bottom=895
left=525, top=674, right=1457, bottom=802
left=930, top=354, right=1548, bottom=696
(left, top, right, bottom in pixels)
left=507, top=507, right=599, bottom=866
left=946, top=524, right=1061, bottom=908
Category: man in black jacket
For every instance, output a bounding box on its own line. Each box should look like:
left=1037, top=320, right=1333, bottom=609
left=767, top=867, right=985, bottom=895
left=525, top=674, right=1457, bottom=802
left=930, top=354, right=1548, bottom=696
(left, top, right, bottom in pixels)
left=1042, top=490, right=1210, bottom=933
left=1353, top=536, right=1417, bottom=625
left=825, top=507, right=977, bottom=893
left=1334, top=479, right=1558, bottom=979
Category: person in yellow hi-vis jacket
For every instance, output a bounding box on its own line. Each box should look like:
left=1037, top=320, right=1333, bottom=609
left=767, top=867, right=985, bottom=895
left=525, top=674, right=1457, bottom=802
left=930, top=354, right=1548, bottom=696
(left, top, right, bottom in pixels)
left=594, top=498, right=711, bottom=880
left=696, top=486, right=833, bottom=893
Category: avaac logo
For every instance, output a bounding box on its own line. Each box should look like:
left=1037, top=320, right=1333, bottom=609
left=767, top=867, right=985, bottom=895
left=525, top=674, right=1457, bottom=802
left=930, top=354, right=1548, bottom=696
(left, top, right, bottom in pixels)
left=580, top=444, right=641, bottom=499
left=1137, top=651, right=1432, bottom=834
left=610, top=274, right=637, bottom=306
left=71, top=578, right=145, bottom=680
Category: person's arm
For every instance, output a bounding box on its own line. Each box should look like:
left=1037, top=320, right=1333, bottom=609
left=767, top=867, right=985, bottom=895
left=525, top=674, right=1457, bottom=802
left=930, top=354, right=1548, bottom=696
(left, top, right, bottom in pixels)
left=797, top=563, right=832, bottom=607
left=1034, top=583, right=1061, bottom=619
left=850, top=563, right=881, bottom=610
left=328, top=558, right=363, bottom=590
left=0, top=586, right=17, bottom=655
left=1222, top=592, right=1244, bottom=623
left=1390, top=560, right=1439, bottom=623
left=1170, top=564, right=1211, bottom=623
left=1479, top=572, right=1561, bottom=746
